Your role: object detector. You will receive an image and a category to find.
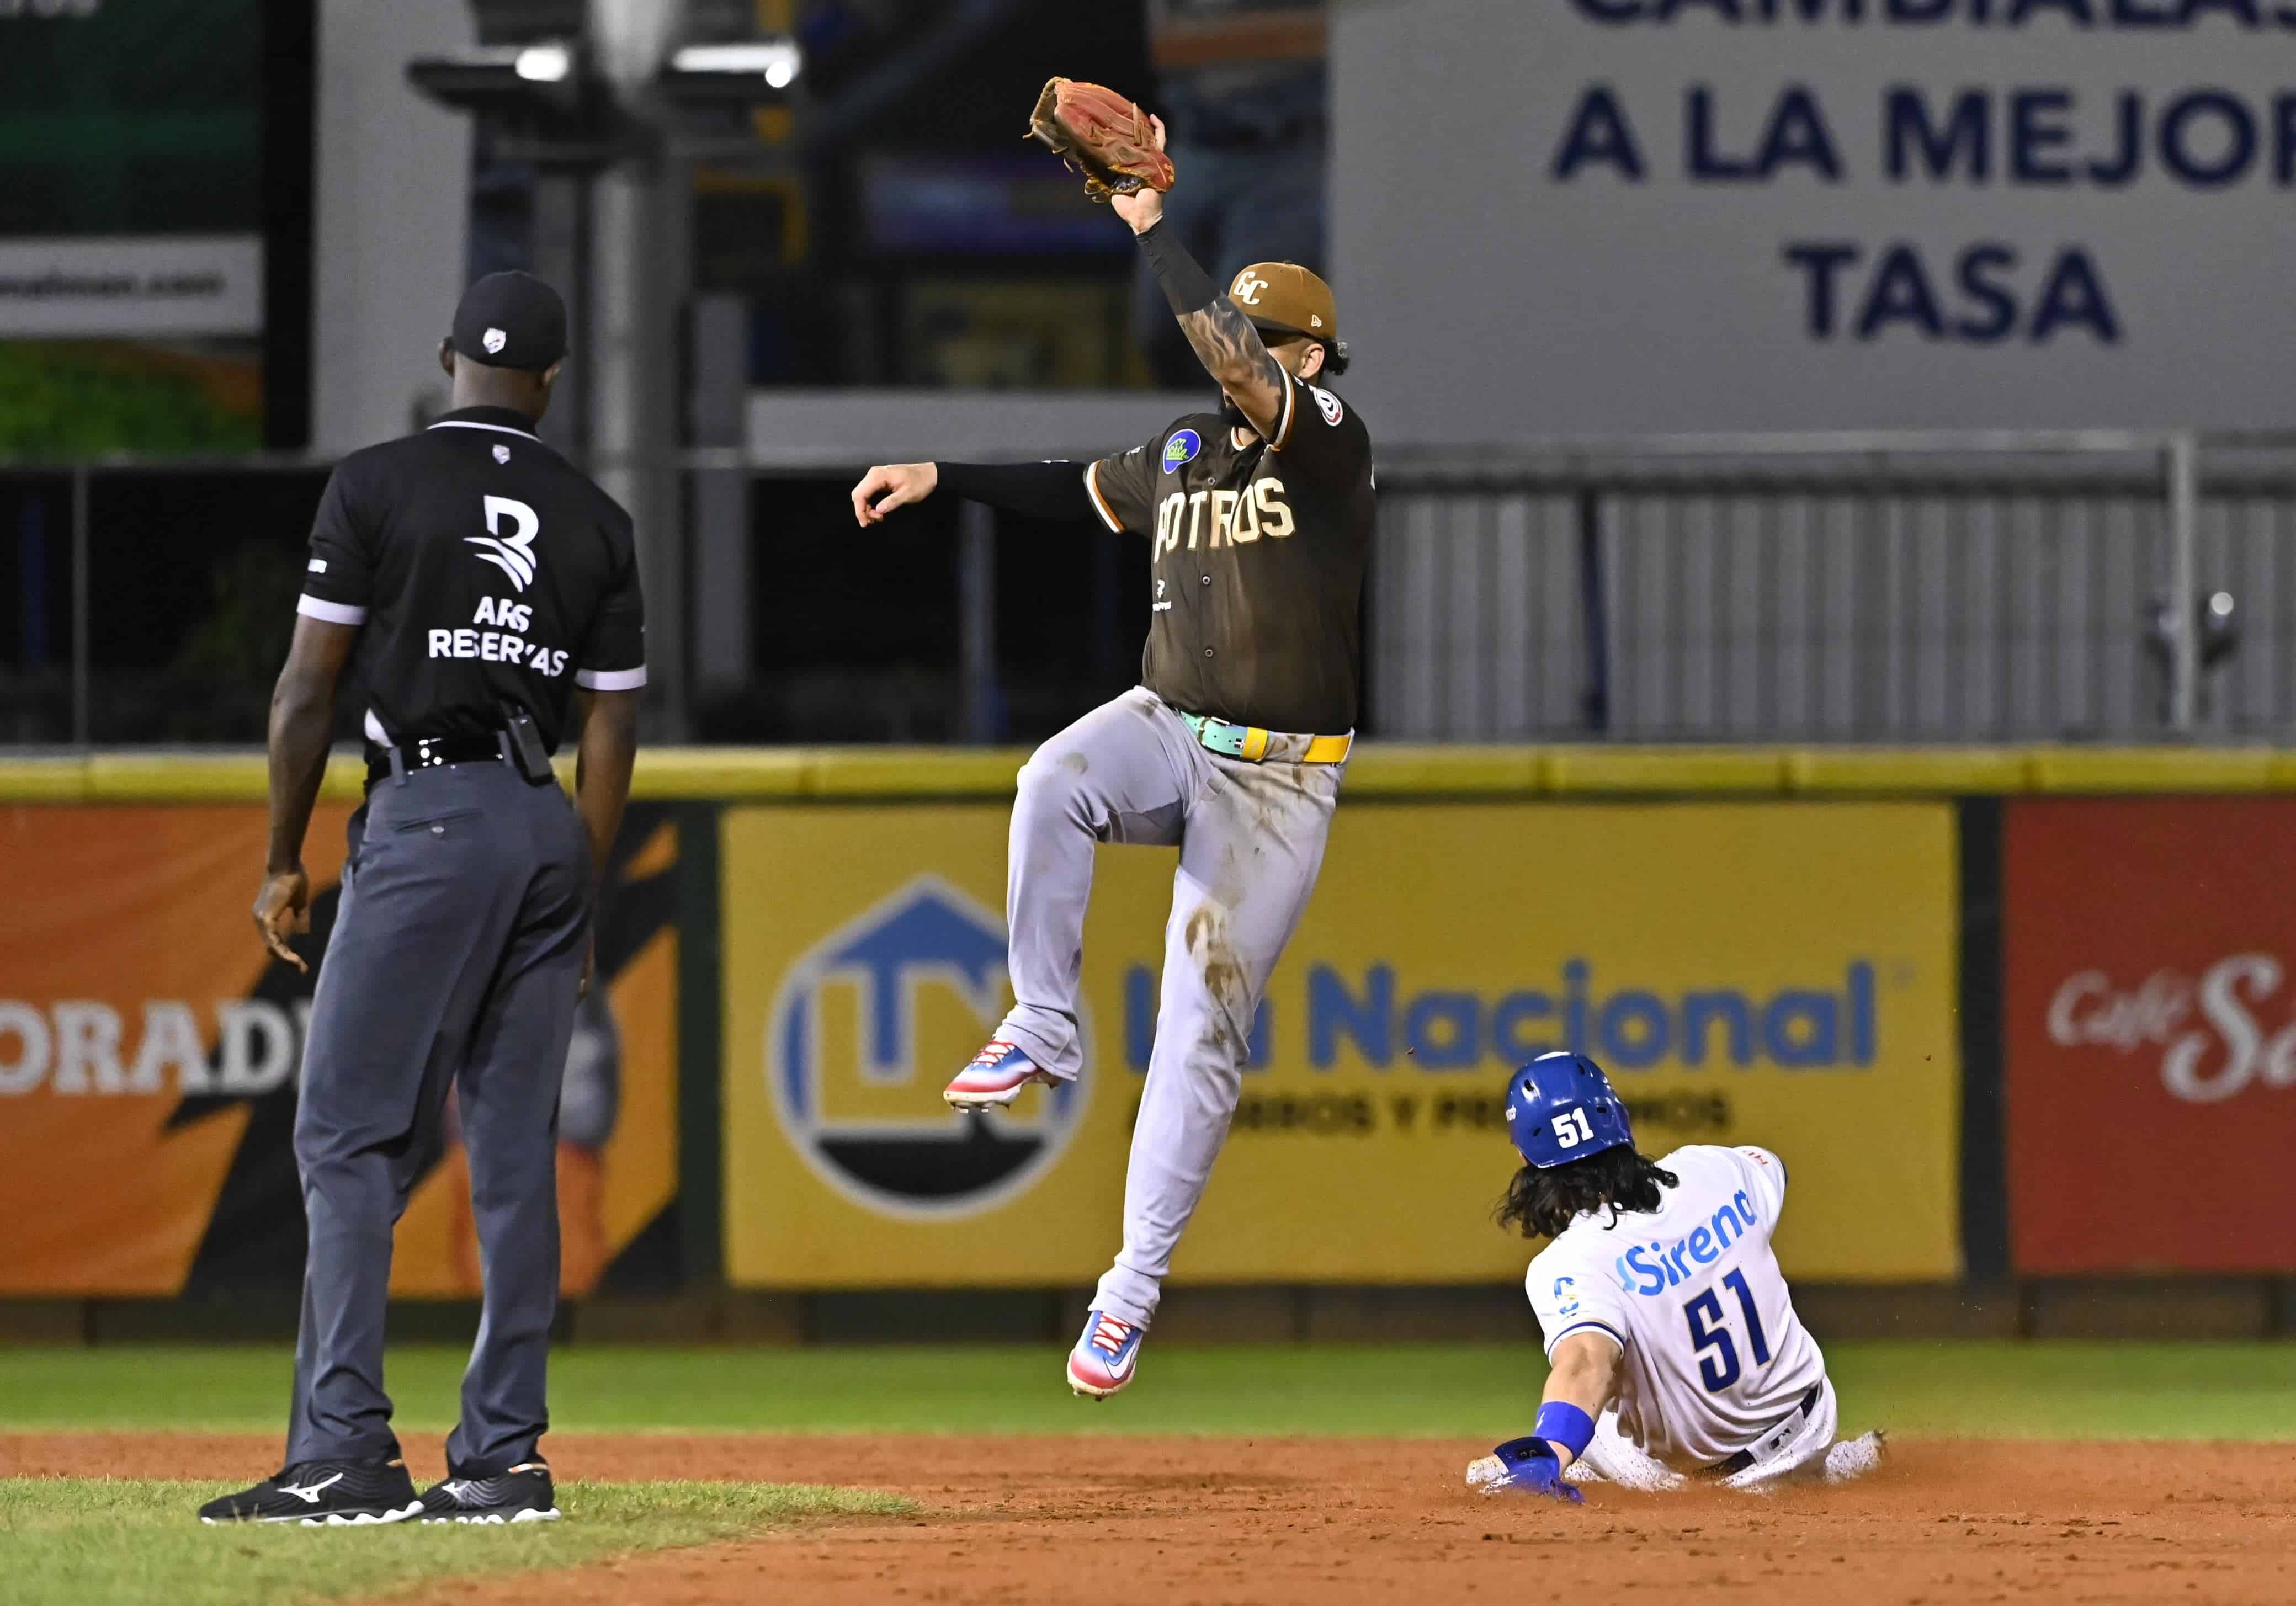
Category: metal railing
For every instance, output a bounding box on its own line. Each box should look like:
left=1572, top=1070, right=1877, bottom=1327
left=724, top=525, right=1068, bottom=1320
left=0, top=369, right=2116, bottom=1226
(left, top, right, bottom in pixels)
left=12, top=430, right=2296, bottom=748
left=0, top=454, right=334, bottom=749
left=1372, top=432, right=2296, bottom=744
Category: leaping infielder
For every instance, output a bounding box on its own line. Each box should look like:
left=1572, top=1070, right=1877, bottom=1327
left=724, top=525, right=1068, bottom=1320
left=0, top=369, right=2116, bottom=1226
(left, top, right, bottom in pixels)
left=851, top=86, right=1372, bottom=1399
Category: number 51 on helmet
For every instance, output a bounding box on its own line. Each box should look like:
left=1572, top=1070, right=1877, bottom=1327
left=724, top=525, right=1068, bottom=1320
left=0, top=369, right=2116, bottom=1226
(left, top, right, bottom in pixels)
left=1506, top=1051, right=1635, bottom=1169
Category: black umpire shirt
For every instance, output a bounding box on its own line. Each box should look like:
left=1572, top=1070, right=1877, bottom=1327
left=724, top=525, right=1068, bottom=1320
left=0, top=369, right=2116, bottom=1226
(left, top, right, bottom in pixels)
left=296, top=406, right=646, bottom=754
left=1085, top=369, right=1374, bottom=735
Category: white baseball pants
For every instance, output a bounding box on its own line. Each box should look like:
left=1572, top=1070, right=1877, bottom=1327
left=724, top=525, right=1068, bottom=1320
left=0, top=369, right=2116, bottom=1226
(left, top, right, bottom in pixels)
left=992, top=687, right=1344, bottom=1327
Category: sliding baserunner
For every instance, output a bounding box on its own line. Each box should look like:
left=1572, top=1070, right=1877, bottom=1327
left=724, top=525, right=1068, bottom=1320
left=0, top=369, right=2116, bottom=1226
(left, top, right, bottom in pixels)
left=1470, top=1052, right=1887, bottom=1499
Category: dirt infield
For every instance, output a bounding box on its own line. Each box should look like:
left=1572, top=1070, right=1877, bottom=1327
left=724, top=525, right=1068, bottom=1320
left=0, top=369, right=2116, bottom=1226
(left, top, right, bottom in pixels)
left=9, top=1432, right=2295, bottom=1605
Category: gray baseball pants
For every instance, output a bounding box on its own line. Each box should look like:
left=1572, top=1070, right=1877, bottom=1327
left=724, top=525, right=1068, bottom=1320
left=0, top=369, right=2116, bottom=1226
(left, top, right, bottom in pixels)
left=993, top=687, right=1344, bottom=1327
left=288, top=759, right=589, bottom=1475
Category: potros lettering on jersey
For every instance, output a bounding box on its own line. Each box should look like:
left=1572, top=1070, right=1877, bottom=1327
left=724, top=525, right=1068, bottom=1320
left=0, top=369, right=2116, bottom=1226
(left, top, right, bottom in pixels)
left=1151, top=480, right=1298, bottom=554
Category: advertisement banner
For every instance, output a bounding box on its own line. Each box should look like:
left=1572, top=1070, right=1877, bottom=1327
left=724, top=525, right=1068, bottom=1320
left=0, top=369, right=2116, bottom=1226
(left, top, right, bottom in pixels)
left=722, top=802, right=1960, bottom=1287
left=1, top=0, right=268, bottom=450
left=0, top=802, right=680, bottom=1297
left=0, top=237, right=265, bottom=339
left=1335, top=1, right=2296, bottom=439
left=2006, top=798, right=2296, bottom=1274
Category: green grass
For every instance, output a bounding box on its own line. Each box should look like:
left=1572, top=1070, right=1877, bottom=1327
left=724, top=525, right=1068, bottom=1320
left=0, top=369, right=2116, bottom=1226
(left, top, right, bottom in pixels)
left=6, top=1342, right=2292, bottom=1606
left=0, top=1478, right=911, bottom=1606
left=6, top=1340, right=2296, bottom=1440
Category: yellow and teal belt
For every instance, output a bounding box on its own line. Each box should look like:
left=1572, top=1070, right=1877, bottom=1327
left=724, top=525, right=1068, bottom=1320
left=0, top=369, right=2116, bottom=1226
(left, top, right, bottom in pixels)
left=1178, top=710, right=1353, bottom=765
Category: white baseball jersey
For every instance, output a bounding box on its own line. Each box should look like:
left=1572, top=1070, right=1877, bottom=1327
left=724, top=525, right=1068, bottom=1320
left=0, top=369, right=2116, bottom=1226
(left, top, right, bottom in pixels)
left=1526, top=1145, right=1826, bottom=1469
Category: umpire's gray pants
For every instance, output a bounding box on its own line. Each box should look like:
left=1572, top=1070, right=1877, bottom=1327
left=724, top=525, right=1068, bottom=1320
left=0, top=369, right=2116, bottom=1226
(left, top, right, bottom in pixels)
left=287, top=759, right=589, bottom=1475
left=994, top=688, right=1344, bottom=1327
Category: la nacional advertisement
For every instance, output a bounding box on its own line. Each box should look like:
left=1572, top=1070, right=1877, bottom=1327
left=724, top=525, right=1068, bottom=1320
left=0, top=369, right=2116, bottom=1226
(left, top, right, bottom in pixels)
left=2006, top=797, right=2296, bottom=1274
left=721, top=801, right=1963, bottom=1288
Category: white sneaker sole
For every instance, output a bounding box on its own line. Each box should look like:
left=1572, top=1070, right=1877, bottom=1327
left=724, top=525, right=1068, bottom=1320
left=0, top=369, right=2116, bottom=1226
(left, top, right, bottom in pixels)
left=426, top=1507, right=562, bottom=1524
left=203, top=1499, right=423, bottom=1527
left=1067, top=1364, right=1135, bottom=1400
left=945, top=1085, right=1032, bottom=1109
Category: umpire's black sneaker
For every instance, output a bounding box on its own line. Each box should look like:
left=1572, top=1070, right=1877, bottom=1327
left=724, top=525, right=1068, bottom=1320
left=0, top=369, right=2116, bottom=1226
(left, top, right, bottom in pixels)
left=417, top=1462, right=561, bottom=1524
left=198, top=1457, right=423, bottom=1525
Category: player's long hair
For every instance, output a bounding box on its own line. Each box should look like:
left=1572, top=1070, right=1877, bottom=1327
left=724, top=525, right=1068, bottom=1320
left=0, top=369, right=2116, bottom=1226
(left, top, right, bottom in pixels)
left=1496, top=1146, right=1678, bottom=1241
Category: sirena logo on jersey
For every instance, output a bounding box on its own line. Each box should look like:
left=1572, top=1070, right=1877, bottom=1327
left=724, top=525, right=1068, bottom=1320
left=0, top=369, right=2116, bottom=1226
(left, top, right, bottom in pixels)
left=1610, top=1189, right=1763, bottom=1297
left=765, top=876, right=1089, bottom=1219
left=2047, top=954, right=2296, bottom=1104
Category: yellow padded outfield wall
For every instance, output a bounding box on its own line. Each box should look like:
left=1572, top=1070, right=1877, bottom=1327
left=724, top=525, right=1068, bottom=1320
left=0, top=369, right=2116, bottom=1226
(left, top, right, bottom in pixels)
left=720, top=800, right=1961, bottom=1286
left=3, top=743, right=2295, bottom=804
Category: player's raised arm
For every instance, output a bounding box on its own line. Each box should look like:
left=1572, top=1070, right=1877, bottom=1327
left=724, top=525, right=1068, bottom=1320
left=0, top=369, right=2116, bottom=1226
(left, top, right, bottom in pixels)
left=1110, top=121, right=1290, bottom=442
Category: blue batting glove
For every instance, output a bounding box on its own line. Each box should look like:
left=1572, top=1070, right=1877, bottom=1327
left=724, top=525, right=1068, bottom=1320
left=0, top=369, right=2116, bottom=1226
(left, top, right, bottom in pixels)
left=1465, top=1437, right=1585, bottom=1502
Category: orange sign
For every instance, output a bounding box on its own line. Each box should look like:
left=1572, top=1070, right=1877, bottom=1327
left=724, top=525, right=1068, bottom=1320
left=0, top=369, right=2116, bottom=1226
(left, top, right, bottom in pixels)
left=0, top=803, right=678, bottom=1296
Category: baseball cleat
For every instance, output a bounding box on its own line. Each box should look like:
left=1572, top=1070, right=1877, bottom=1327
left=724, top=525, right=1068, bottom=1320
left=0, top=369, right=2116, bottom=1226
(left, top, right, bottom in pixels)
left=945, top=1040, right=1053, bottom=1109
left=1067, top=1310, right=1145, bottom=1398
left=418, top=1461, right=561, bottom=1523
left=197, top=1457, right=423, bottom=1525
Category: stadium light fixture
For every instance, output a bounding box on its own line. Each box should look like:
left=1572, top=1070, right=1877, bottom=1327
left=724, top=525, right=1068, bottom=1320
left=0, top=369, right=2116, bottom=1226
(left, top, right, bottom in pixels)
left=515, top=43, right=573, bottom=84
left=406, top=41, right=588, bottom=116
left=661, top=39, right=802, bottom=103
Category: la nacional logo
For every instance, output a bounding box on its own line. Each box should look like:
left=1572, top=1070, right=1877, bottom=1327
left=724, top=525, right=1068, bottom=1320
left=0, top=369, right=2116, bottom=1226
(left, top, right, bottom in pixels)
left=766, top=876, right=1089, bottom=1218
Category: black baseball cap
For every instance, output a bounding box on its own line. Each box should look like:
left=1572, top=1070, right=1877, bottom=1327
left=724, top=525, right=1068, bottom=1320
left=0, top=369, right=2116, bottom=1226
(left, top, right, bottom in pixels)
left=450, top=271, right=567, bottom=371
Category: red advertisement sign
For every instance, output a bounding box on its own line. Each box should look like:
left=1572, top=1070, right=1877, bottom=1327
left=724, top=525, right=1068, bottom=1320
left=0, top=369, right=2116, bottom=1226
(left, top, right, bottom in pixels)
left=2006, top=797, right=2296, bottom=1274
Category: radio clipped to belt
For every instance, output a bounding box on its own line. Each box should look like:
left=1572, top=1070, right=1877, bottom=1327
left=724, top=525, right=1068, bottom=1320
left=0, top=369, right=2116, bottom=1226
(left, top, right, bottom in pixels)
left=501, top=701, right=554, bottom=784
left=364, top=703, right=557, bottom=791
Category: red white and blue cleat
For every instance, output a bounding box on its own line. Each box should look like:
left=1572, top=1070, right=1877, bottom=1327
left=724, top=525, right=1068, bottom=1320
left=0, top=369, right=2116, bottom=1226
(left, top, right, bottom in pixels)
left=1067, top=1310, right=1145, bottom=1399
left=944, top=1040, right=1054, bottom=1109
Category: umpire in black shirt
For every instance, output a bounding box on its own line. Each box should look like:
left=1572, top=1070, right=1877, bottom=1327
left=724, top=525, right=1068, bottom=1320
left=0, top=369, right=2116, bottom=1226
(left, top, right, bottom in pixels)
left=201, top=273, right=644, bottom=1527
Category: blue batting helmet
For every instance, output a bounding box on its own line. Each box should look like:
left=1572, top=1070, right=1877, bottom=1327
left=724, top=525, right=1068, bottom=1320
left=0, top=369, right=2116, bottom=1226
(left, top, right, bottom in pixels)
left=1505, top=1051, right=1635, bottom=1169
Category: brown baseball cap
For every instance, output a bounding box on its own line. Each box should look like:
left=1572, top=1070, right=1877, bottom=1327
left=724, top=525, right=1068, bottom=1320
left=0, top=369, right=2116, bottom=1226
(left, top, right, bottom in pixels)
left=1226, top=262, right=1338, bottom=343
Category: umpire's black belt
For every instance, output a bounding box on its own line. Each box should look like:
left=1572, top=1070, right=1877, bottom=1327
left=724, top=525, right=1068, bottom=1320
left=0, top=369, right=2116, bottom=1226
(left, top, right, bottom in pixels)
left=364, top=733, right=505, bottom=791
left=1708, top=1383, right=1823, bottom=1477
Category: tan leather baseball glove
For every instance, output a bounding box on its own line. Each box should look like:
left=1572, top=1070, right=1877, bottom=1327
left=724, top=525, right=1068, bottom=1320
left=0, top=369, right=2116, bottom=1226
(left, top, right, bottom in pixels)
left=1027, top=77, right=1177, bottom=203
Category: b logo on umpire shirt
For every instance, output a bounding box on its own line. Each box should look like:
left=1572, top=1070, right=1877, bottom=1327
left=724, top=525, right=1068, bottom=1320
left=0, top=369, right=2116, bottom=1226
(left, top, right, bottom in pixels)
left=467, top=496, right=540, bottom=592
left=766, top=876, right=1088, bottom=1219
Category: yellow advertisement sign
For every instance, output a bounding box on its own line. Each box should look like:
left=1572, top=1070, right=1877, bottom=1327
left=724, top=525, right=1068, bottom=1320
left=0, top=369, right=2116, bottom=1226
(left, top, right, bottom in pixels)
left=722, top=802, right=1959, bottom=1287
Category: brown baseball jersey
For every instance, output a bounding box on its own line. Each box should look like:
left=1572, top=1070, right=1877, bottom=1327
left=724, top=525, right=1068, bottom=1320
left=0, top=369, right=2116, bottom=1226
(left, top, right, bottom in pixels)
left=1084, top=369, right=1373, bottom=733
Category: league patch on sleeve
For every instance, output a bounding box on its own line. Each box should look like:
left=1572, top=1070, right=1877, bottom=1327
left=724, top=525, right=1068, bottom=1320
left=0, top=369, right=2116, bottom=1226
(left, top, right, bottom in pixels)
left=1311, top=386, right=1344, bottom=426
left=1161, top=429, right=1201, bottom=474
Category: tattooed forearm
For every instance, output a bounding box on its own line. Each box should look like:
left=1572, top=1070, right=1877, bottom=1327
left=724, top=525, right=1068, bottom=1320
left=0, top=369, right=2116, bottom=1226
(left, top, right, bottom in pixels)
left=1179, top=297, right=1287, bottom=435
left=1179, top=297, right=1282, bottom=391
left=1138, top=220, right=1286, bottom=435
